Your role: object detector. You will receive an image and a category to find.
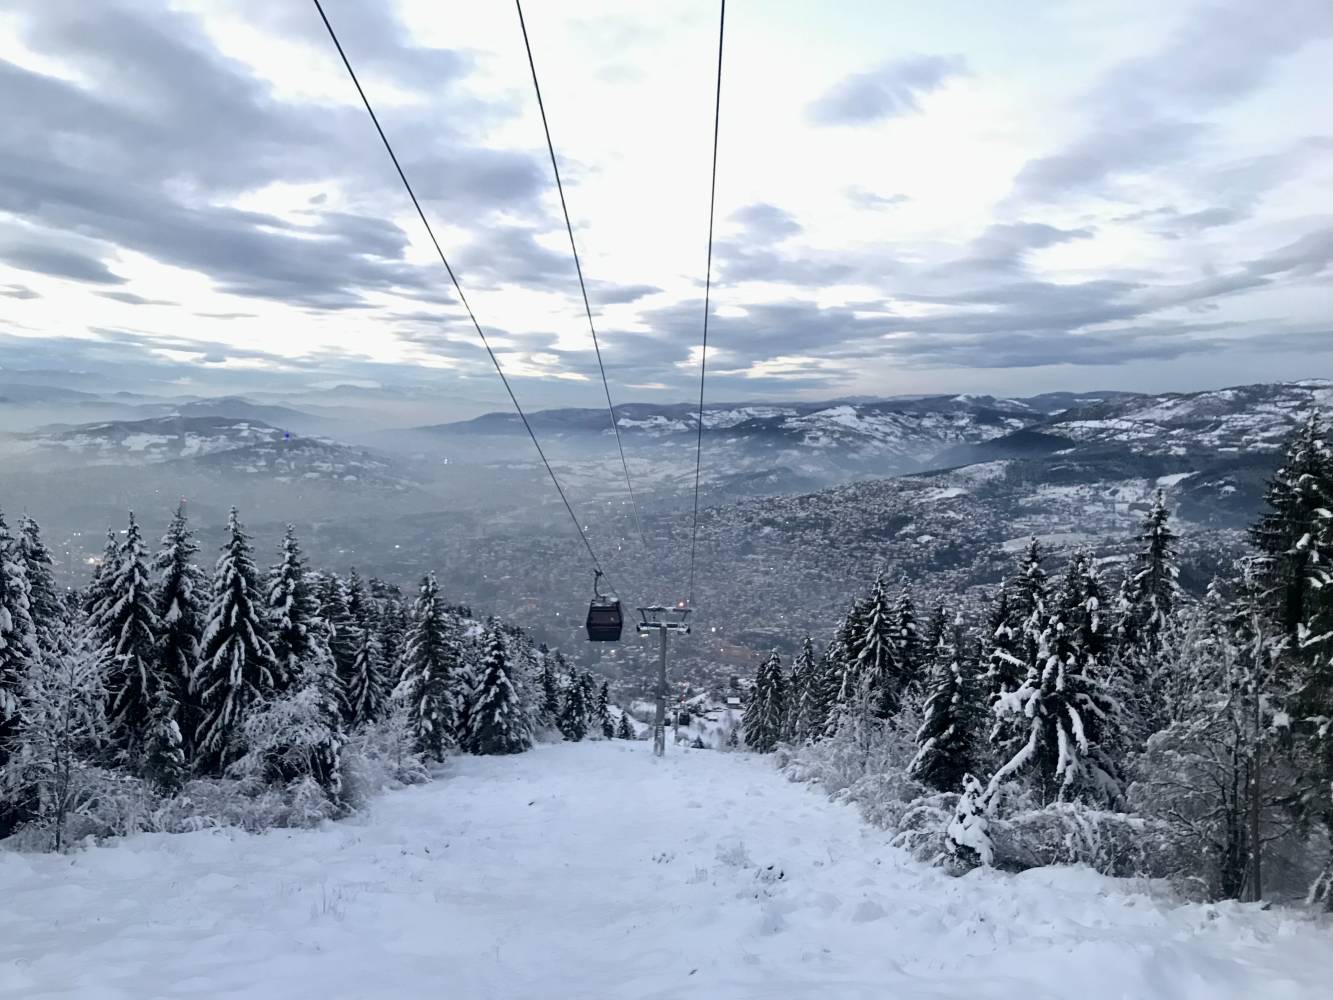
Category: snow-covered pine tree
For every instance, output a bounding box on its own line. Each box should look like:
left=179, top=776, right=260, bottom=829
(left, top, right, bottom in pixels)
left=857, top=575, right=904, bottom=719
left=943, top=773, right=993, bottom=871
left=16, top=514, right=62, bottom=653
left=1251, top=411, right=1333, bottom=637
left=988, top=580, right=1124, bottom=808
left=596, top=681, right=614, bottom=739
left=341, top=570, right=388, bottom=726
left=395, top=573, right=458, bottom=762
left=1010, top=536, right=1048, bottom=624
left=194, top=507, right=278, bottom=774
left=558, top=668, right=590, bottom=742
left=141, top=683, right=187, bottom=795
left=615, top=712, right=634, bottom=740
left=467, top=621, right=531, bottom=755
left=92, top=512, right=161, bottom=762
left=267, top=524, right=316, bottom=693
left=152, top=502, right=204, bottom=761
left=314, top=572, right=356, bottom=720
left=538, top=655, right=561, bottom=730
left=893, top=585, right=922, bottom=697
left=1126, top=490, right=1183, bottom=649
left=789, top=635, right=820, bottom=742
left=371, top=581, right=409, bottom=690
left=0, top=508, right=41, bottom=836
left=742, top=651, right=786, bottom=753
left=909, top=612, right=984, bottom=792
left=921, top=604, right=948, bottom=661
left=82, top=529, right=119, bottom=620
left=5, top=618, right=106, bottom=850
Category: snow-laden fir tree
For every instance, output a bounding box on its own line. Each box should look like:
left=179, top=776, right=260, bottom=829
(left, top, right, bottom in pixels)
left=1124, top=490, right=1182, bottom=650
left=467, top=621, right=531, bottom=755
left=16, top=514, right=62, bottom=653
left=596, top=681, right=614, bottom=739
left=394, top=573, right=458, bottom=762
left=373, top=583, right=409, bottom=690
left=1250, top=411, right=1333, bottom=637
left=0, top=508, right=40, bottom=836
left=909, top=612, right=985, bottom=793
left=1010, top=536, right=1048, bottom=624
left=893, top=585, right=922, bottom=697
left=5, top=618, right=106, bottom=850
left=341, top=570, right=389, bottom=726
left=988, top=575, right=1124, bottom=807
left=558, top=667, right=590, bottom=742
left=538, top=655, right=561, bottom=729
left=91, top=512, right=161, bottom=761
left=82, top=529, right=119, bottom=620
left=615, top=712, right=634, bottom=740
left=943, top=773, right=993, bottom=870
left=194, top=507, right=278, bottom=774
left=152, top=502, right=204, bottom=761
left=141, top=683, right=187, bottom=795
left=788, top=635, right=821, bottom=742
left=856, top=575, right=904, bottom=719
left=743, top=651, right=786, bottom=753
left=267, top=524, right=316, bottom=693
left=921, top=604, right=948, bottom=662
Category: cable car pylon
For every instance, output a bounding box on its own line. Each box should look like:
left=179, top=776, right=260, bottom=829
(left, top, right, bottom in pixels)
left=636, top=604, right=692, bottom=757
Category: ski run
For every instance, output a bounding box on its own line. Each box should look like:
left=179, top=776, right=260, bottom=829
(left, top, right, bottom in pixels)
left=3, top=741, right=1329, bottom=1000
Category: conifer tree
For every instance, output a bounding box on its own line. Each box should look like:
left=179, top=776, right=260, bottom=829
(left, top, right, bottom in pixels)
left=1126, top=491, right=1182, bottom=649
left=141, top=684, right=187, bottom=795
left=467, top=622, right=531, bottom=754
left=856, top=575, right=904, bottom=718
left=267, top=525, right=315, bottom=692
left=153, top=502, right=204, bottom=761
left=893, top=585, right=922, bottom=695
left=395, top=574, right=458, bottom=762
left=340, top=570, right=388, bottom=726
left=1010, top=536, right=1048, bottom=624
left=16, top=514, right=62, bottom=652
left=195, top=507, right=278, bottom=773
left=596, top=681, right=614, bottom=739
left=921, top=604, right=948, bottom=661
left=83, top=529, right=118, bottom=620
left=93, top=512, right=160, bottom=761
left=0, top=508, right=40, bottom=834
left=615, top=712, right=634, bottom=740
left=743, top=651, right=786, bottom=753
left=539, top=656, right=561, bottom=729
left=558, top=668, right=590, bottom=742
left=909, top=613, right=984, bottom=792
left=314, top=572, right=356, bottom=720
left=789, top=635, right=820, bottom=741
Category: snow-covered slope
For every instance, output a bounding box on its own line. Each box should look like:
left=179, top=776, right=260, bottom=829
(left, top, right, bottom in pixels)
left=3, top=742, right=1327, bottom=1000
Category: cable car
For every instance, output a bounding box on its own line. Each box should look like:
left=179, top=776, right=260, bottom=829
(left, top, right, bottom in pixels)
left=585, top=571, right=623, bottom=642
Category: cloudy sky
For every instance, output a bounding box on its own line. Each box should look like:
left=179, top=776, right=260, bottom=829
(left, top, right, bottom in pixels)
left=1, top=0, right=1330, bottom=413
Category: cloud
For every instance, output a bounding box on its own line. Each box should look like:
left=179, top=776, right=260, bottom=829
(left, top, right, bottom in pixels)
left=807, top=55, right=966, bottom=126
left=97, top=291, right=178, bottom=306
left=0, top=243, right=125, bottom=284
left=730, top=203, right=802, bottom=241
left=845, top=188, right=910, bottom=210
left=1009, top=0, right=1333, bottom=206
left=1, top=284, right=40, bottom=300
left=933, top=222, right=1095, bottom=276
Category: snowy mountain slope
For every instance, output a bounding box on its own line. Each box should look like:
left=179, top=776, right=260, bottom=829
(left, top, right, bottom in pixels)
left=11, top=415, right=298, bottom=464
left=2, top=742, right=1327, bottom=1000
left=1044, top=379, right=1333, bottom=457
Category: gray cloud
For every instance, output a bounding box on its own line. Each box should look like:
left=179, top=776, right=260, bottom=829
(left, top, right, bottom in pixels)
left=0, top=243, right=125, bottom=285
left=1, top=285, right=39, bottom=300
left=97, top=291, right=178, bottom=306
left=807, top=55, right=967, bottom=126
left=730, top=203, right=802, bottom=241
left=846, top=188, right=910, bottom=210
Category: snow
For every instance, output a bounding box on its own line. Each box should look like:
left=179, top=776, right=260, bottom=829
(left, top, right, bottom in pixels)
left=1157, top=471, right=1197, bottom=487
left=3, top=742, right=1330, bottom=999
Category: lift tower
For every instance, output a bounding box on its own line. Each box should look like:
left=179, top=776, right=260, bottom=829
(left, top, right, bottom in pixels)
left=636, top=605, right=692, bottom=757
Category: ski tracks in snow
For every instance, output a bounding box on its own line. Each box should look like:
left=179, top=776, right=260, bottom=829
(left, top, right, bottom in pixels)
left=1, top=741, right=1329, bottom=999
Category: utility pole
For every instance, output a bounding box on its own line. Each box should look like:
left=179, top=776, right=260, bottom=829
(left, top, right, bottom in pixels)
left=636, top=605, right=692, bottom=757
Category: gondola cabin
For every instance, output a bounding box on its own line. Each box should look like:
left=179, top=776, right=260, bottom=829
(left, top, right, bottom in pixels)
left=586, top=597, right=624, bottom=642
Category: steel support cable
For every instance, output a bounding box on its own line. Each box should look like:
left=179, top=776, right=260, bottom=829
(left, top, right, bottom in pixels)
left=514, top=0, right=648, bottom=553
left=311, top=0, right=615, bottom=592
left=687, top=0, right=726, bottom=607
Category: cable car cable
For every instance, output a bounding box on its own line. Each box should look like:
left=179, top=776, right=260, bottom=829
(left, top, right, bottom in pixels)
left=514, top=0, right=649, bottom=553
left=311, top=0, right=616, bottom=593
left=686, top=0, right=726, bottom=607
